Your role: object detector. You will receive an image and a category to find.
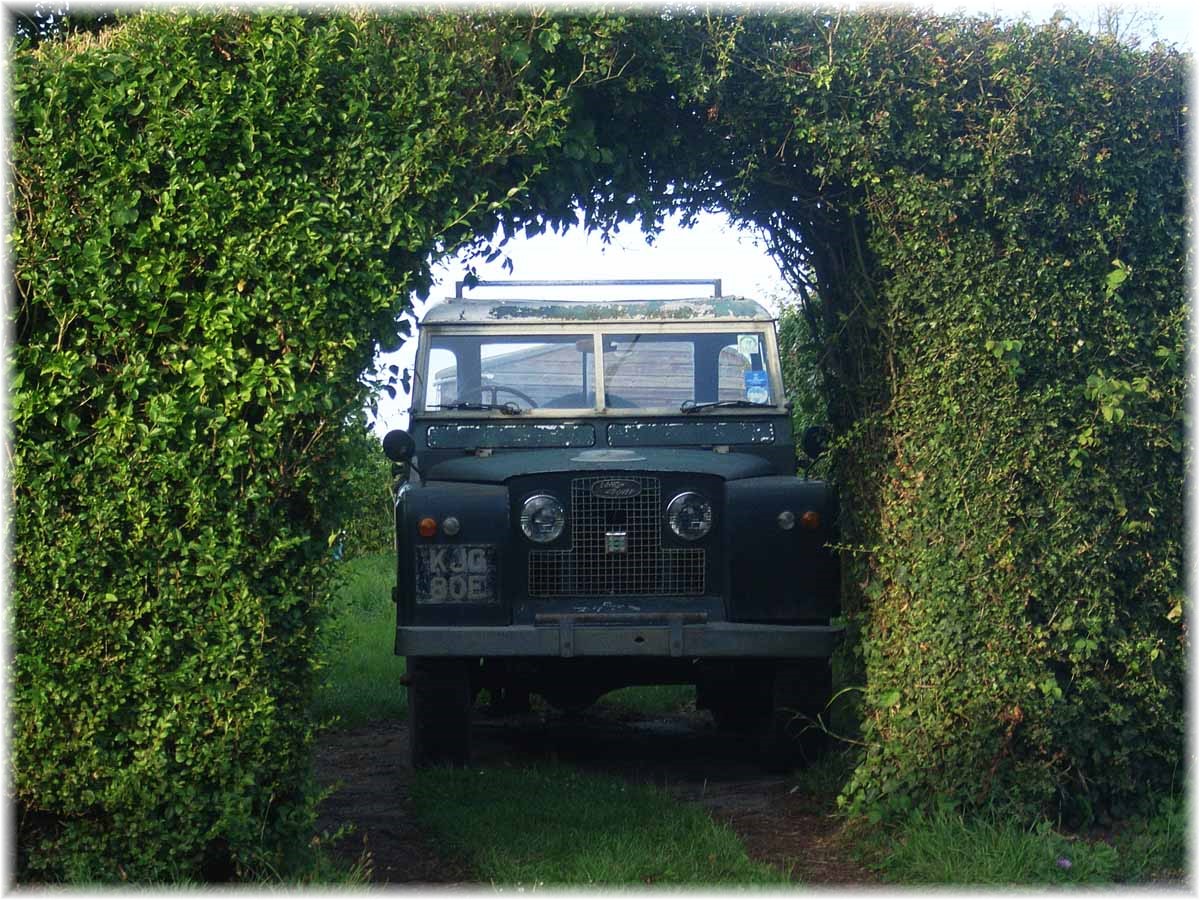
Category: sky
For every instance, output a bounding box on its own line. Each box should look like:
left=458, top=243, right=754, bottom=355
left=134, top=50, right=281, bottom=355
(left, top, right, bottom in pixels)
left=368, top=2, right=1195, bottom=436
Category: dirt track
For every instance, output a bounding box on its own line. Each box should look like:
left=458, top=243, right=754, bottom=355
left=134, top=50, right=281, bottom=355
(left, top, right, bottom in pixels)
left=313, top=706, right=874, bottom=885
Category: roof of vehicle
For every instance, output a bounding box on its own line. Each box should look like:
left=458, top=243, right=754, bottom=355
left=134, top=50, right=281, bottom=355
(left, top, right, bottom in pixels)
left=420, top=295, right=775, bottom=326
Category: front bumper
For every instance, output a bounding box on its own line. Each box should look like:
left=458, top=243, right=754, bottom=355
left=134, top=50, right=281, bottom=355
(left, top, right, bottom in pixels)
left=396, top=618, right=843, bottom=659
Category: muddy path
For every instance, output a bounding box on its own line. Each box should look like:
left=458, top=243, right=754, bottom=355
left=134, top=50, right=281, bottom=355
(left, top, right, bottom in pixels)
left=313, top=706, right=874, bottom=885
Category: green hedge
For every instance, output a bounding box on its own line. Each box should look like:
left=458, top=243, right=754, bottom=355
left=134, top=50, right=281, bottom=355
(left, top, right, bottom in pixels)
left=10, top=10, right=608, bottom=880
left=334, top=417, right=395, bottom=559
left=630, top=14, right=1187, bottom=821
left=777, top=301, right=831, bottom=462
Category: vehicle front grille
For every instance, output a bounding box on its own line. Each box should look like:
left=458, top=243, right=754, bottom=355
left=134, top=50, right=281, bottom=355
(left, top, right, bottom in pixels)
left=528, top=476, right=706, bottom=597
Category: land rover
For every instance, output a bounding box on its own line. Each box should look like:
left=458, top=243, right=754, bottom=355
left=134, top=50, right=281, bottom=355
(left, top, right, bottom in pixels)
left=382, top=279, right=841, bottom=770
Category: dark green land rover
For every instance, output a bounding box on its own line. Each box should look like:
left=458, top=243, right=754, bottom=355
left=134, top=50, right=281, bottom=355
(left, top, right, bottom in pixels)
left=382, top=279, right=841, bottom=769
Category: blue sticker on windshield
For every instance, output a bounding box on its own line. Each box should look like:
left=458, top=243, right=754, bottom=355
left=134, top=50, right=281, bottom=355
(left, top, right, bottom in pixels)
left=744, top=369, right=770, bottom=403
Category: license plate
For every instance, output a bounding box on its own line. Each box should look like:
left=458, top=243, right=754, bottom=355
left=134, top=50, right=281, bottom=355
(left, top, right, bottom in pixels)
left=415, top=545, right=498, bottom=604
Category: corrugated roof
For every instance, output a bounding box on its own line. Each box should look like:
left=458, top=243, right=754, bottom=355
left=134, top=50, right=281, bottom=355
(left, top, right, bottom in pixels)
left=420, top=296, right=774, bottom=325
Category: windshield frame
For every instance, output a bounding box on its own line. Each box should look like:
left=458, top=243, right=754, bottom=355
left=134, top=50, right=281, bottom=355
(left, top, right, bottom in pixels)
left=413, top=321, right=786, bottom=417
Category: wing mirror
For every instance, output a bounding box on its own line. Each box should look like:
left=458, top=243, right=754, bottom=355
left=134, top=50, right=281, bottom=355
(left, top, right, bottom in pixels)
left=801, top=425, right=830, bottom=462
left=383, top=429, right=416, bottom=463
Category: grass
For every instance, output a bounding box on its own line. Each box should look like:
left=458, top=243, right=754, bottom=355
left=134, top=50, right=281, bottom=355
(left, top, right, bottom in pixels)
left=788, top=744, right=861, bottom=797
left=312, top=554, right=407, bottom=729
left=248, top=840, right=373, bottom=888
left=862, top=793, right=1187, bottom=886
left=1110, top=793, right=1188, bottom=882
left=411, top=763, right=790, bottom=886
left=868, top=810, right=1120, bottom=885
left=596, top=684, right=696, bottom=716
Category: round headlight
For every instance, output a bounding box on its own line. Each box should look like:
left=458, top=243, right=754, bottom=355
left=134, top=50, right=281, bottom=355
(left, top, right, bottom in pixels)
left=666, top=492, right=714, bottom=541
left=520, top=494, right=565, bottom=543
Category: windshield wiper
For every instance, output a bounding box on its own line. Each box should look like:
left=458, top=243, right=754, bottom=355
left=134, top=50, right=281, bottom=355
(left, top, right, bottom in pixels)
left=429, top=401, right=524, bottom=415
left=679, top=399, right=777, bottom=414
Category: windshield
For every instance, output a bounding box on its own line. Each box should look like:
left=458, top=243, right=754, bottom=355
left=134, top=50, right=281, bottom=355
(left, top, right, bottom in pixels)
left=420, top=329, right=776, bottom=413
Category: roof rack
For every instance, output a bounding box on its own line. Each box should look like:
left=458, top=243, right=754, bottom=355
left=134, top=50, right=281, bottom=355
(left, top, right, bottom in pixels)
left=453, top=278, right=723, bottom=299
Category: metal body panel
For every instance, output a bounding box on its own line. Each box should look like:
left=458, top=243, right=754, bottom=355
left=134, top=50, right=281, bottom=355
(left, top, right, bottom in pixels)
left=608, top=420, right=776, bottom=446
left=724, top=477, right=841, bottom=621
left=422, top=445, right=776, bottom=484
left=426, top=423, right=596, bottom=449
left=395, top=621, right=843, bottom=659
left=397, top=482, right=512, bottom=627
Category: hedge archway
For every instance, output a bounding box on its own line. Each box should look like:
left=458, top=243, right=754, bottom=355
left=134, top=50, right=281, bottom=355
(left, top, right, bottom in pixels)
left=11, top=10, right=1186, bottom=880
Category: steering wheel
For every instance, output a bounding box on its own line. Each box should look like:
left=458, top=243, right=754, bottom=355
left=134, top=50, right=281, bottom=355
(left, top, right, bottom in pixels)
left=455, top=383, right=539, bottom=409
left=603, top=392, right=639, bottom=409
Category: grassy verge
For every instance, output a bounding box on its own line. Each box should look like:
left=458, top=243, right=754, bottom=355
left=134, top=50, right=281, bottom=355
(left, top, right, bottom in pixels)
left=313, top=553, right=406, bottom=729
left=860, top=793, right=1186, bottom=886
left=411, top=764, right=789, bottom=886
left=1109, top=793, right=1188, bottom=882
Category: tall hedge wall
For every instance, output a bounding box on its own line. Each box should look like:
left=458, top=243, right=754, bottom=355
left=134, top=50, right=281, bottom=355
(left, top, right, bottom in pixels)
left=10, top=11, right=618, bottom=879
left=616, top=14, right=1187, bottom=821
left=848, top=18, right=1186, bottom=821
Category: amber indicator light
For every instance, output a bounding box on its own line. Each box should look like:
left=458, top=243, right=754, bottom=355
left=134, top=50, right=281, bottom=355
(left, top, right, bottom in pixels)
left=418, top=517, right=438, bottom=538
left=800, top=510, right=822, bottom=530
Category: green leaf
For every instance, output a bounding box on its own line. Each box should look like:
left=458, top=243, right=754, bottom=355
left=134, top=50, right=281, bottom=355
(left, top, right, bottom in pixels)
left=877, top=689, right=902, bottom=708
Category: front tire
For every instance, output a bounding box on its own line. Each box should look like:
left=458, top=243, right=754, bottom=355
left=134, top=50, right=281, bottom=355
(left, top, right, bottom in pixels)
left=762, top=660, right=832, bottom=773
left=699, top=668, right=771, bottom=734
left=407, top=657, right=473, bottom=768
